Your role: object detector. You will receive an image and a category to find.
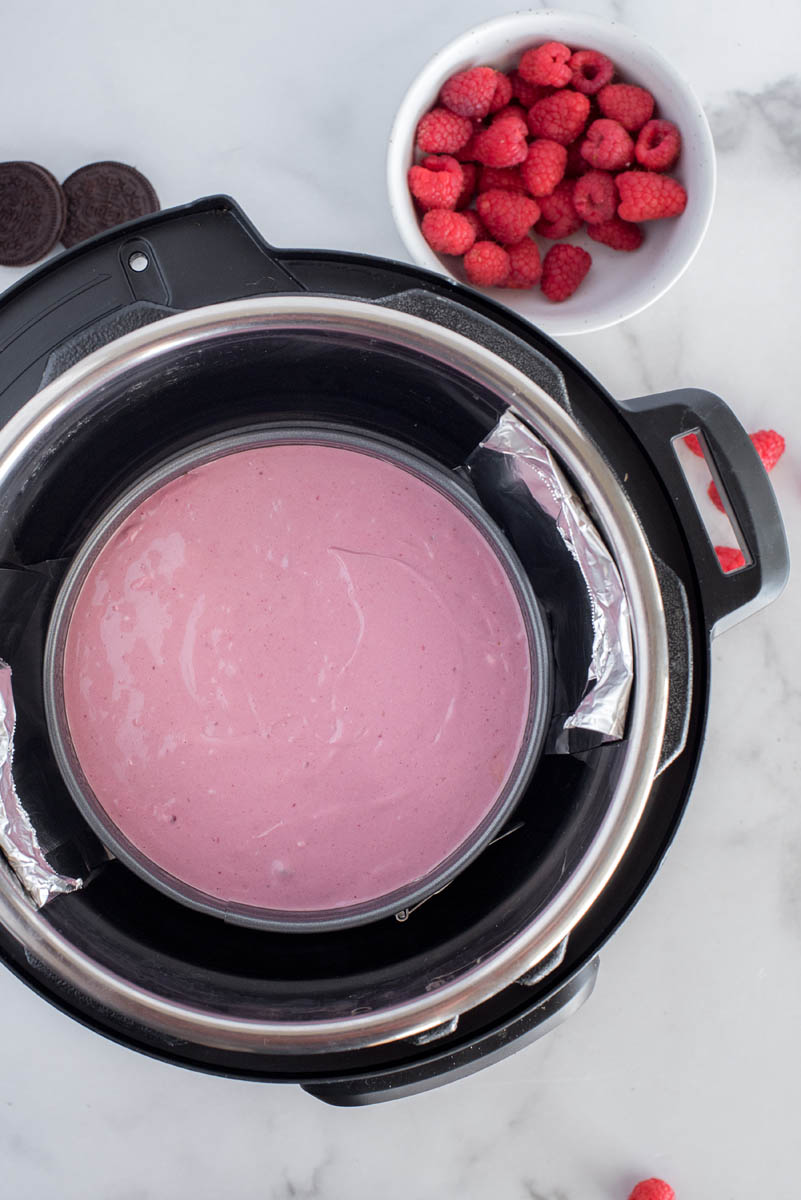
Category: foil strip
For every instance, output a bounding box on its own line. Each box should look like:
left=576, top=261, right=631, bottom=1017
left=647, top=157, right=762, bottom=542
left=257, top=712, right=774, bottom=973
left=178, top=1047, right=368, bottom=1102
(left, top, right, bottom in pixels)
left=0, top=661, right=82, bottom=906
left=471, top=411, right=634, bottom=744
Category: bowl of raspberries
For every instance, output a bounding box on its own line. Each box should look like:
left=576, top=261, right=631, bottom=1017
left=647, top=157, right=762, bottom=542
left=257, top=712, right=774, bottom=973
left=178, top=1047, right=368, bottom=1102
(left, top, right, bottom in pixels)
left=387, top=11, right=716, bottom=335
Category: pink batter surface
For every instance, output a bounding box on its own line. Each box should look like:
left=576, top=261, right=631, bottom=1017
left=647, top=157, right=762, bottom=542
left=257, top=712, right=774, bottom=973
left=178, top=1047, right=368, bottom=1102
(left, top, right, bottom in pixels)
left=62, top=443, right=532, bottom=912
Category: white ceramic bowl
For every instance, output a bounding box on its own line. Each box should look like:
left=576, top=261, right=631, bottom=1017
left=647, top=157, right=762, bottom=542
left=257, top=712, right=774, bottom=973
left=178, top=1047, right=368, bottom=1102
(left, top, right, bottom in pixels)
left=387, top=11, right=716, bottom=337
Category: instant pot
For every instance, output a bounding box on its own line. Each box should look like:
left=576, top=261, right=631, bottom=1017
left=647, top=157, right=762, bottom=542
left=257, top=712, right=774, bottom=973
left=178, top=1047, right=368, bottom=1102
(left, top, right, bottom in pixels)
left=0, top=197, right=788, bottom=1104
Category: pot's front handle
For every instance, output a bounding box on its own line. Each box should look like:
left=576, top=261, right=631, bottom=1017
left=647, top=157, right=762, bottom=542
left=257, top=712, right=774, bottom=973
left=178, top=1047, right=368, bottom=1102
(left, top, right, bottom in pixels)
left=618, top=389, right=789, bottom=637
left=301, top=957, right=599, bottom=1106
left=0, top=195, right=305, bottom=423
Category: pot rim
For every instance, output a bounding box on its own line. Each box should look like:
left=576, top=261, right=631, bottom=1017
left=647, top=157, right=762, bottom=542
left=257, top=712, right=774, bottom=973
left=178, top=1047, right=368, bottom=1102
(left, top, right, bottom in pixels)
left=0, top=296, right=668, bottom=1053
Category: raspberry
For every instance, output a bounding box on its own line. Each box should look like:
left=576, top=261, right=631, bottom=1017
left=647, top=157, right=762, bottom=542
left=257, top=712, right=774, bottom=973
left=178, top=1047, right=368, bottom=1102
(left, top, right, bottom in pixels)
left=440, top=67, right=499, bottom=119
left=541, top=243, right=592, bottom=301
left=503, top=237, right=542, bottom=288
left=476, top=188, right=540, bottom=243
left=520, top=139, right=567, bottom=196
left=716, top=545, right=746, bottom=573
left=527, top=90, right=591, bottom=145
left=472, top=112, right=529, bottom=167
left=416, top=107, right=474, bottom=154
left=460, top=209, right=488, bottom=240
left=478, top=165, right=525, bottom=193
left=463, top=240, right=510, bottom=287
left=636, top=119, right=682, bottom=170
left=510, top=70, right=550, bottom=109
left=708, top=428, right=786, bottom=509
left=708, top=481, right=725, bottom=512
left=573, top=169, right=617, bottom=224
left=598, top=83, right=655, bottom=131
left=751, top=428, right=786, bottom=471
left=408, top=156, right=464, bottom=210
left=617, top=171, right=687, bottom=220
left=564, top=139, right=590, bottom=177
left=421, top=209, right=477, bottom=255
left=489, top=72, right=514, bottom=113
left=628, top=1179, right=675, bottom=1200
left=694, top=428, right=787, bottom=474
left=494, top=108, right=528, bottom=132
left=568, top=49, right=615, bottom=95
left=454, top=134, right=481, bottom=163
left=587, top=215, right=644, bottom=250
left=456, top=162, right=478, bottom=208
left=581, top=119, right=634, bottom=170
left=491, top=103, right=527, bottom=124
left=535, top=179, right=582, bottom=238
left=518, top=41, right=572, bottom=88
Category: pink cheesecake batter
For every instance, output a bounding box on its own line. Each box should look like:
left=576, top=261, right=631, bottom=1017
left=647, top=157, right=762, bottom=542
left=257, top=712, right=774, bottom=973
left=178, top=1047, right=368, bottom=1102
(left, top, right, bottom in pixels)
left=62, top=442, right=532, bottom=912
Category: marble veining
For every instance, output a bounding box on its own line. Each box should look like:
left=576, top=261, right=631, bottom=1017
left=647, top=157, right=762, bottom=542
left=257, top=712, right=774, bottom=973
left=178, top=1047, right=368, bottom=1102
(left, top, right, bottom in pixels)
left=0, top=0, right=800, bottom=1197
left=708, top=76, right=801, bottom=162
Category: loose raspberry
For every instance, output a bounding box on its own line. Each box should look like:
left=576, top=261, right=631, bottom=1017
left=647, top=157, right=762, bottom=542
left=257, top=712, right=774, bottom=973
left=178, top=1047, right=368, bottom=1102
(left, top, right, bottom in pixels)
left=564, top=139, right=590, bottom=177
left=581, top=119, right=634, bottom=170
left=541, top=244, right=592, bottom=302
left=460, top=209, right=488, bottom=240
left=478, top=165, right=525, bottom=193
left=573, top=169, right=617, bottom=224
left=464, top=241, right=510, bottom=287
left=440, top=67, right=499, bottom=119
left=587, top=216, right=644, bottom=250
left=421, top=209, right=477, bottom=255
left=628, top=1179, right=675, bottom=1200
left=716, top=545, right=746, bottom=573
left=535, top=179, right=582, bottom=238
left=408, top=156, right=464, bottom=210
left=489, top=72, right=514, bottom=113
left=472, top=112, right=529, bottom=167
left=527, top=90, right=591, bottom=145
left=684, top=432, right=704, bottom=456
left=503, top=237, right=543, bottom=288
left=518, top=41, right=572, bottom=88
left=456, top=162, right=478, bottom=208
left=708, top=481, right=725, bottom=512
left=416, top=107, right=474, bottom=154
left=636, top=119, right=682, bottom=170
left=709, top=426, right=787, bottom=511
left=598, top=83, right=655, bottom=131
left=510, top=70, right=551, bottom=109
left=476, top=188, right=541, bottom=243
left=568, top=49, right=615, bottom=95
left=617, top=171, right=687, bottom=220
left=751, top=428, right=786, bottom=471
left=520, top=139, right=567, bottom=196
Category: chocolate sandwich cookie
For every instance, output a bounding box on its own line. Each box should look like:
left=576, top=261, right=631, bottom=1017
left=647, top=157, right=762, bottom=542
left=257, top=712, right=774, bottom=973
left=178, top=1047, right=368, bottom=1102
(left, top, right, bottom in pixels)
left=61, top=161, right=159, bottom=248
left=0, top=161, right=67, bottom=267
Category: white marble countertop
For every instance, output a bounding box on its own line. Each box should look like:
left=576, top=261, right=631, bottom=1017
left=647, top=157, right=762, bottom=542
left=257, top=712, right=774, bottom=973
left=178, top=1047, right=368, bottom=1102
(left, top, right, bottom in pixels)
left=1, top=1, right=799, bottom=1196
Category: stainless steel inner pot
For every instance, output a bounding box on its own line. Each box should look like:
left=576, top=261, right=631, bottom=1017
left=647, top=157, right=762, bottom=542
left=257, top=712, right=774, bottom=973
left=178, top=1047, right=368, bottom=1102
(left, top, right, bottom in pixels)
left=42, top=425, right=551, bottom=933
left=0, top=297, right=669, bottom=1054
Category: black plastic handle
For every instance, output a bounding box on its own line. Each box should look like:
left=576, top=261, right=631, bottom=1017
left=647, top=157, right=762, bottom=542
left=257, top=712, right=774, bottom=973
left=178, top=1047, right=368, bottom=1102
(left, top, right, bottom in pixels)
left=301, top=957, right=598, bottom=1106
left=618, top=389, right=789, bottom=636
left=0, top=196, right=305, bottom=423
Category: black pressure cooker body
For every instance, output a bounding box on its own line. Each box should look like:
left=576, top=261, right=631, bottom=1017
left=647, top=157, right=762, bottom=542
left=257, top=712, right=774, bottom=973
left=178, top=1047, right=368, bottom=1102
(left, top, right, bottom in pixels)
left=0, top=198, right=787, bottom=1104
